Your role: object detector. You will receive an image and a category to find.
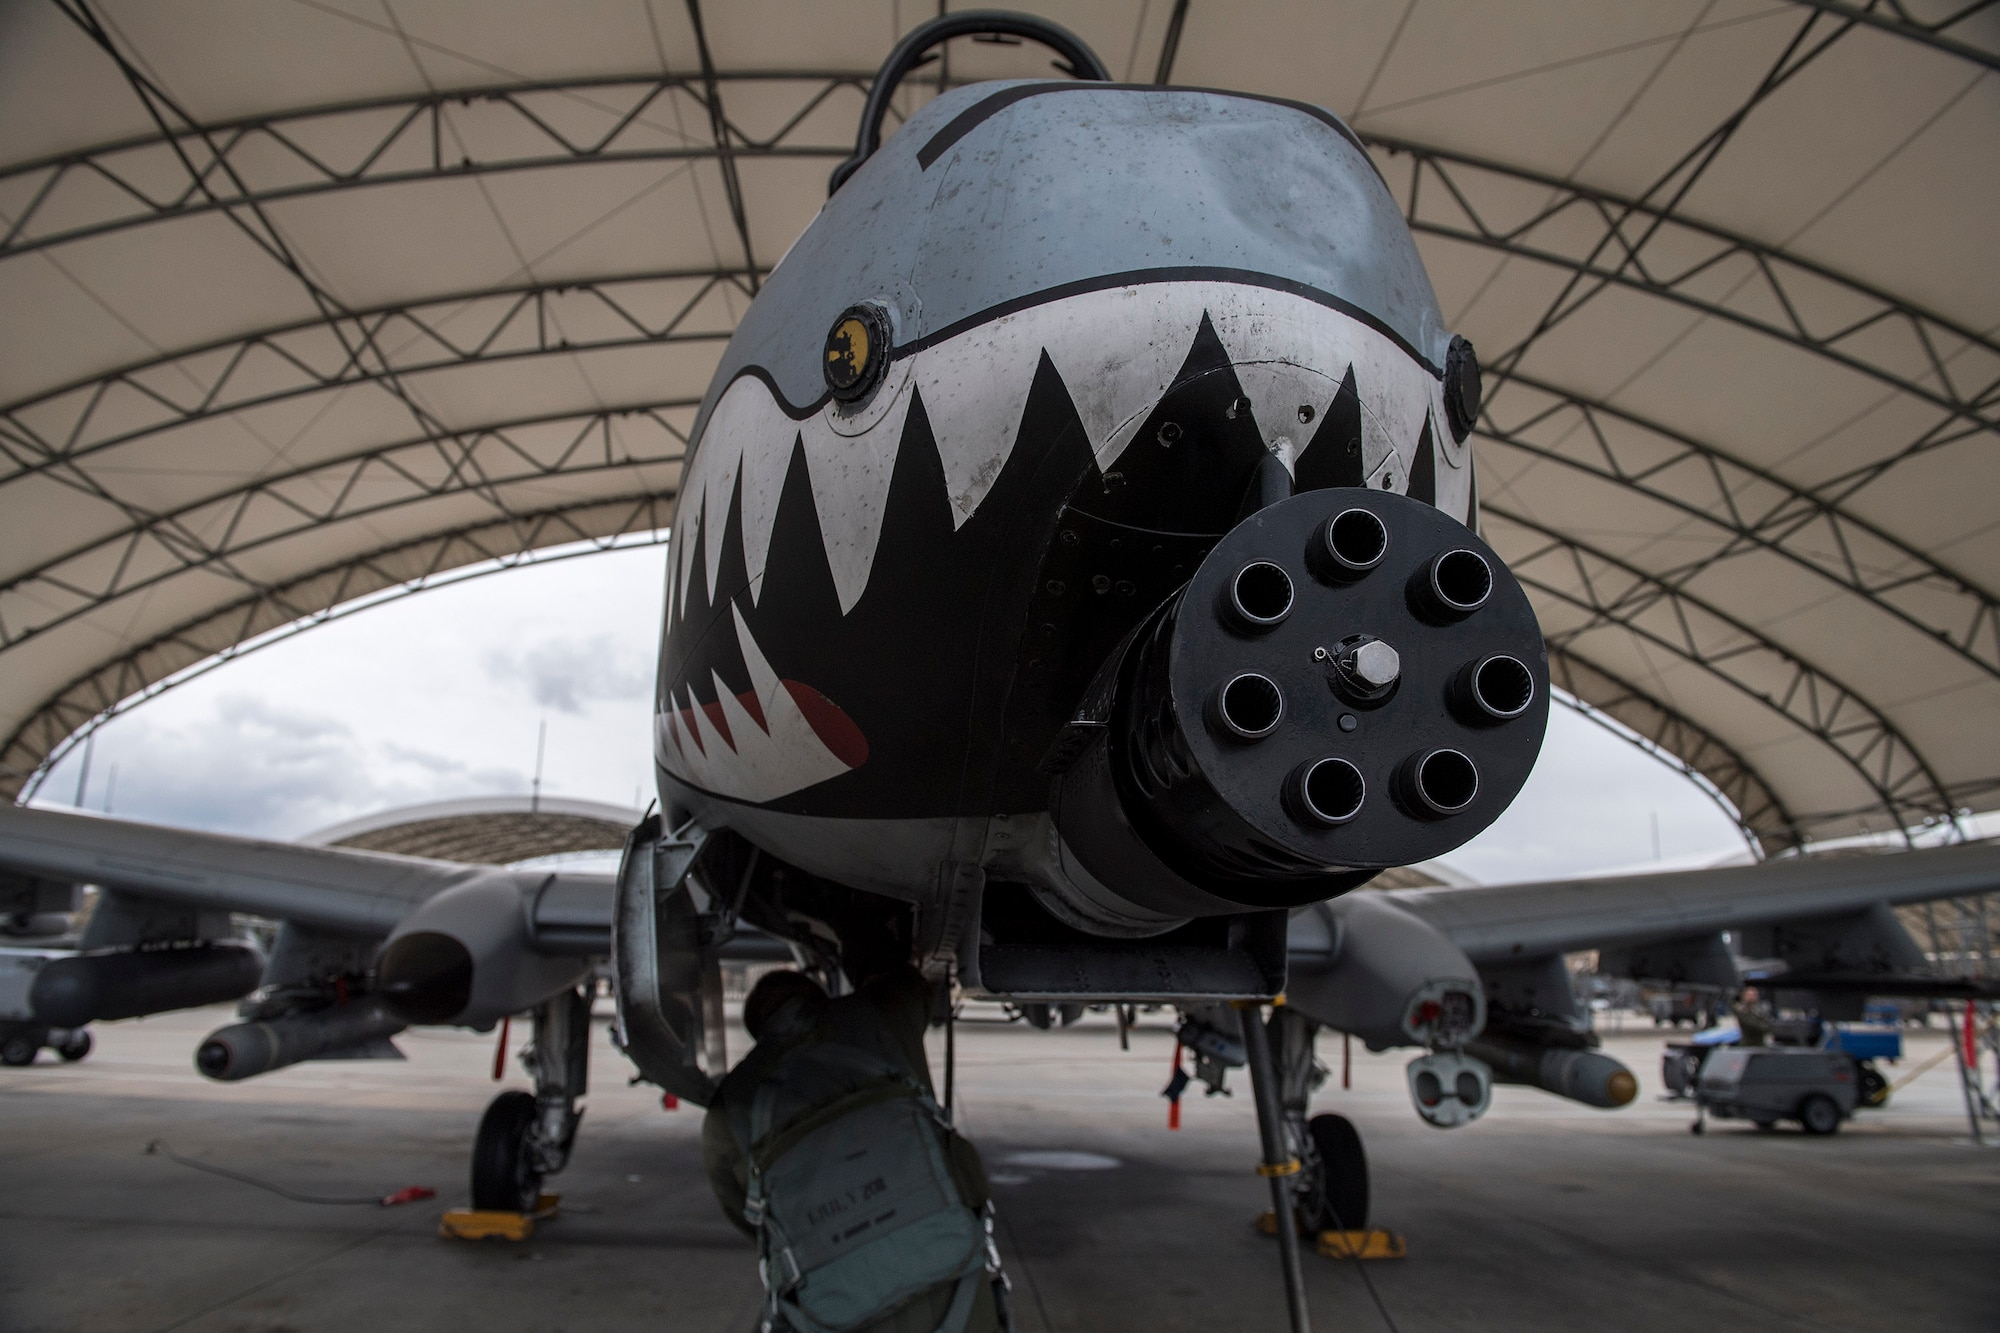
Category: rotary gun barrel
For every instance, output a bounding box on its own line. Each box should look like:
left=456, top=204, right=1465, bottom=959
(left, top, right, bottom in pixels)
left=1052, top=489, right=1548, bottom=919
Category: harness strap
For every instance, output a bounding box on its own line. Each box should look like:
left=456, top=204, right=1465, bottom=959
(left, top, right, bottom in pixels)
left=752, top=1078, right=915, bottom=1177
left=932, top=1267, right=984, bottom=1333
left=745, top=1040, right=920, bottom=1148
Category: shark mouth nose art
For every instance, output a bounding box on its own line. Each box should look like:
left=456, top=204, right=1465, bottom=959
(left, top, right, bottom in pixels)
left=658, top=275, right=1469, bottom=805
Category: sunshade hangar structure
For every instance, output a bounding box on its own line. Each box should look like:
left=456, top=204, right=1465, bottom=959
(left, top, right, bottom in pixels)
left=1, top=1, right=1995, bottom=855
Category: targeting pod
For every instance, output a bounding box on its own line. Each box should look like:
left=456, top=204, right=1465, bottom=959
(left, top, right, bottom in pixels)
left=1407, top=1049, right=1492, bottom=1128
left=1052, top=488, right=1548, bottom=918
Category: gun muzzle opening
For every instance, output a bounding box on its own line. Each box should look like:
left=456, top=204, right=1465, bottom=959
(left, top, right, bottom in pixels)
left=1317, top=507, right=1389, bottom=579
left=1048, top=490, right=1548, bottom=916
left=1226, top=561, right=1295, bottom=630
left=1401, top=747, right=1479, bottom=818
left=1456, top=653, right=1535, bottom=723
left=1416, top=548, right=1494, bottom=621
left=1214, top=672, right=1284, bottom=740
left=1290, top=757, right=1366, bottom=826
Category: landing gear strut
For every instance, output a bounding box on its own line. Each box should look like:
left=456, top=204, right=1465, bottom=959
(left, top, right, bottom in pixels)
left=471, top=985, right=590, bottom=1212
left=1271, top=1008, right=1369, bottom=1232
left=1242, top=1004, right=1311, bottom=1333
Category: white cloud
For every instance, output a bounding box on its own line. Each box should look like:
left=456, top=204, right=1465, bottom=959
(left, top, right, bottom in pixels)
left=54, top=692, right=525, bottom=838
left=484, top=634, right=652, bottom=714
left=37, top=549, right=667, bottom=839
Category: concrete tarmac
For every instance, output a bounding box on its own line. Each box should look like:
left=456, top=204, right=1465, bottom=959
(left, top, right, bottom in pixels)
left=2, top=1003, right=1995, bottom=1332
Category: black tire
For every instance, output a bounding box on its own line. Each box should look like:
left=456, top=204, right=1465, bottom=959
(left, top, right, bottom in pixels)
left=1, top=1029, right=39, bottom=1067
left=1019, top=1003, right=1054, bottom=1030
left=1303, top=1113, right=1369, bottom=1233
left=1057, top=1003, right=1085, bottom=1027
left=1858, top=1063, right=1890, bottom=1108
left=57, top=1031, right=91, bottom=1062
left=471, top=1090, right=543, bottom=1212
left=1798, top=1093, right=1841, bottom=1136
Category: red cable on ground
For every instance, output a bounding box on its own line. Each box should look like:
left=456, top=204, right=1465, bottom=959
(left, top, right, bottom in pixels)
left=146, top=1141, right=435, bottom=1207
left=1167, top=1040, right=1184, bottom=1130
left=492, top=1014, right=510, bottom=1082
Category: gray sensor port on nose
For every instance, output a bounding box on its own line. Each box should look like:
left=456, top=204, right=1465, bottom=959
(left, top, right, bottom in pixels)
left=1212, top=672, right=1284, bottom=740
left=1226, top=561, right=1295, bottom=630
left=1314, top=507, right=1389, bottom=581
left=1398, top=747, right=1479, bottom=818
left=1289, top=757, right=1366, bottom=826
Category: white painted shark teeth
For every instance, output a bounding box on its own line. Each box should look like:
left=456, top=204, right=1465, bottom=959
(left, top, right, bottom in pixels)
left=656, top=604, right=858, bottom=802
left=797, top=409, right=904, bottom=615
left=671, top=277, right=1459, bottom=635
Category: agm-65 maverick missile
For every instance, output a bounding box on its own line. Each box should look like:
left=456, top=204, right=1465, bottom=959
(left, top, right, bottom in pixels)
left=647, top=19, right=1548, bottom=1002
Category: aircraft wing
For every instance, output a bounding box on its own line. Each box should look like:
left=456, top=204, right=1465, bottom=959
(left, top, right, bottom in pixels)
left=0, top=802, right=497, bottom=938
left=1383, top=839, right=2000, bottom=964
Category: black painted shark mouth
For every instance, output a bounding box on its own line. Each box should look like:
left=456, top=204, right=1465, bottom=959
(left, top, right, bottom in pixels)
left=658, top=278, right=1472, bottom=812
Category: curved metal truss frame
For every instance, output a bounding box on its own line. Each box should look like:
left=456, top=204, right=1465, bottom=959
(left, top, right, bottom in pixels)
left=4, top=494, right=675, bottom=799
left=0, top=70, right=860, bottom=261
left=1787, top=0, right=2000, bottom=73
left=4, top=61, right=1993, bottom=838
left=1488, top=505, right=1956, bottom=840
left=1365, top=133, right=2000, bottom=494
left=0, top=400, right=696, bottom=658
left=1475, top=372, right=2000, bottom=682
left=0, top=268, right=751, bottom=479
left=1548, top=648, right=1803, bottom=855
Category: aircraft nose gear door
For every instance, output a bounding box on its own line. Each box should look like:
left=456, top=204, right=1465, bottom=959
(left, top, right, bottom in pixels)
left=611, top=815, right=726, bottom=1107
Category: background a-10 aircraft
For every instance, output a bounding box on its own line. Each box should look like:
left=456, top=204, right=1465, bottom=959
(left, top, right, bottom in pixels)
left=3, top=12, right=1996, bottom=1234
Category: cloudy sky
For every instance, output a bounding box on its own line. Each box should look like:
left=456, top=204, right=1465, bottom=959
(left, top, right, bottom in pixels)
left=28, top=546, right=1750, bottom=884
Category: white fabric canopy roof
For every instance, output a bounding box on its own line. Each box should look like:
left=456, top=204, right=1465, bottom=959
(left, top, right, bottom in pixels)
left=2, top=0, right=1995, bottom=853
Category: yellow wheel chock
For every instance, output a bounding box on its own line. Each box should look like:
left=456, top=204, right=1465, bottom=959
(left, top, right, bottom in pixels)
left=1256, top=1210, right=1407, bottom=1259
left=439, top=1193, right=561, bottom=1241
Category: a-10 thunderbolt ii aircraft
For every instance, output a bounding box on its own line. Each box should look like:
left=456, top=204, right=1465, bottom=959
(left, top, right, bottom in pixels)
left=3, top=12, right=1998, bottom=1238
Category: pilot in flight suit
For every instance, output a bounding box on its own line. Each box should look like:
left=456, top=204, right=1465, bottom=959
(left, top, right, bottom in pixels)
left=703, top=965, right=1004, bottom=1333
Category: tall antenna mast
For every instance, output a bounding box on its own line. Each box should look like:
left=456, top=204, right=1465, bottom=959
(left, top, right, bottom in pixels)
left=531, top=719, right=547, bottom=813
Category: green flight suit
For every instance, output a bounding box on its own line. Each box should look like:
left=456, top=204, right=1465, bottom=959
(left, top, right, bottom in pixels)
left=703, top=968, right=1001, bottom=1333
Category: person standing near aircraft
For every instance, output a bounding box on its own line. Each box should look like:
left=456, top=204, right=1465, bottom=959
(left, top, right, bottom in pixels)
left=1731, top=987, right=1774, bottom=1047
left=703, top=967, right=1007, bottom=1332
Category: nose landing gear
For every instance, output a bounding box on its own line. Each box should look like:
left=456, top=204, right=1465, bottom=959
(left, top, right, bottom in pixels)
left=467, top=984, right=591, bottom=1216
left=1269, top=1006, right=1371, bottom=1235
